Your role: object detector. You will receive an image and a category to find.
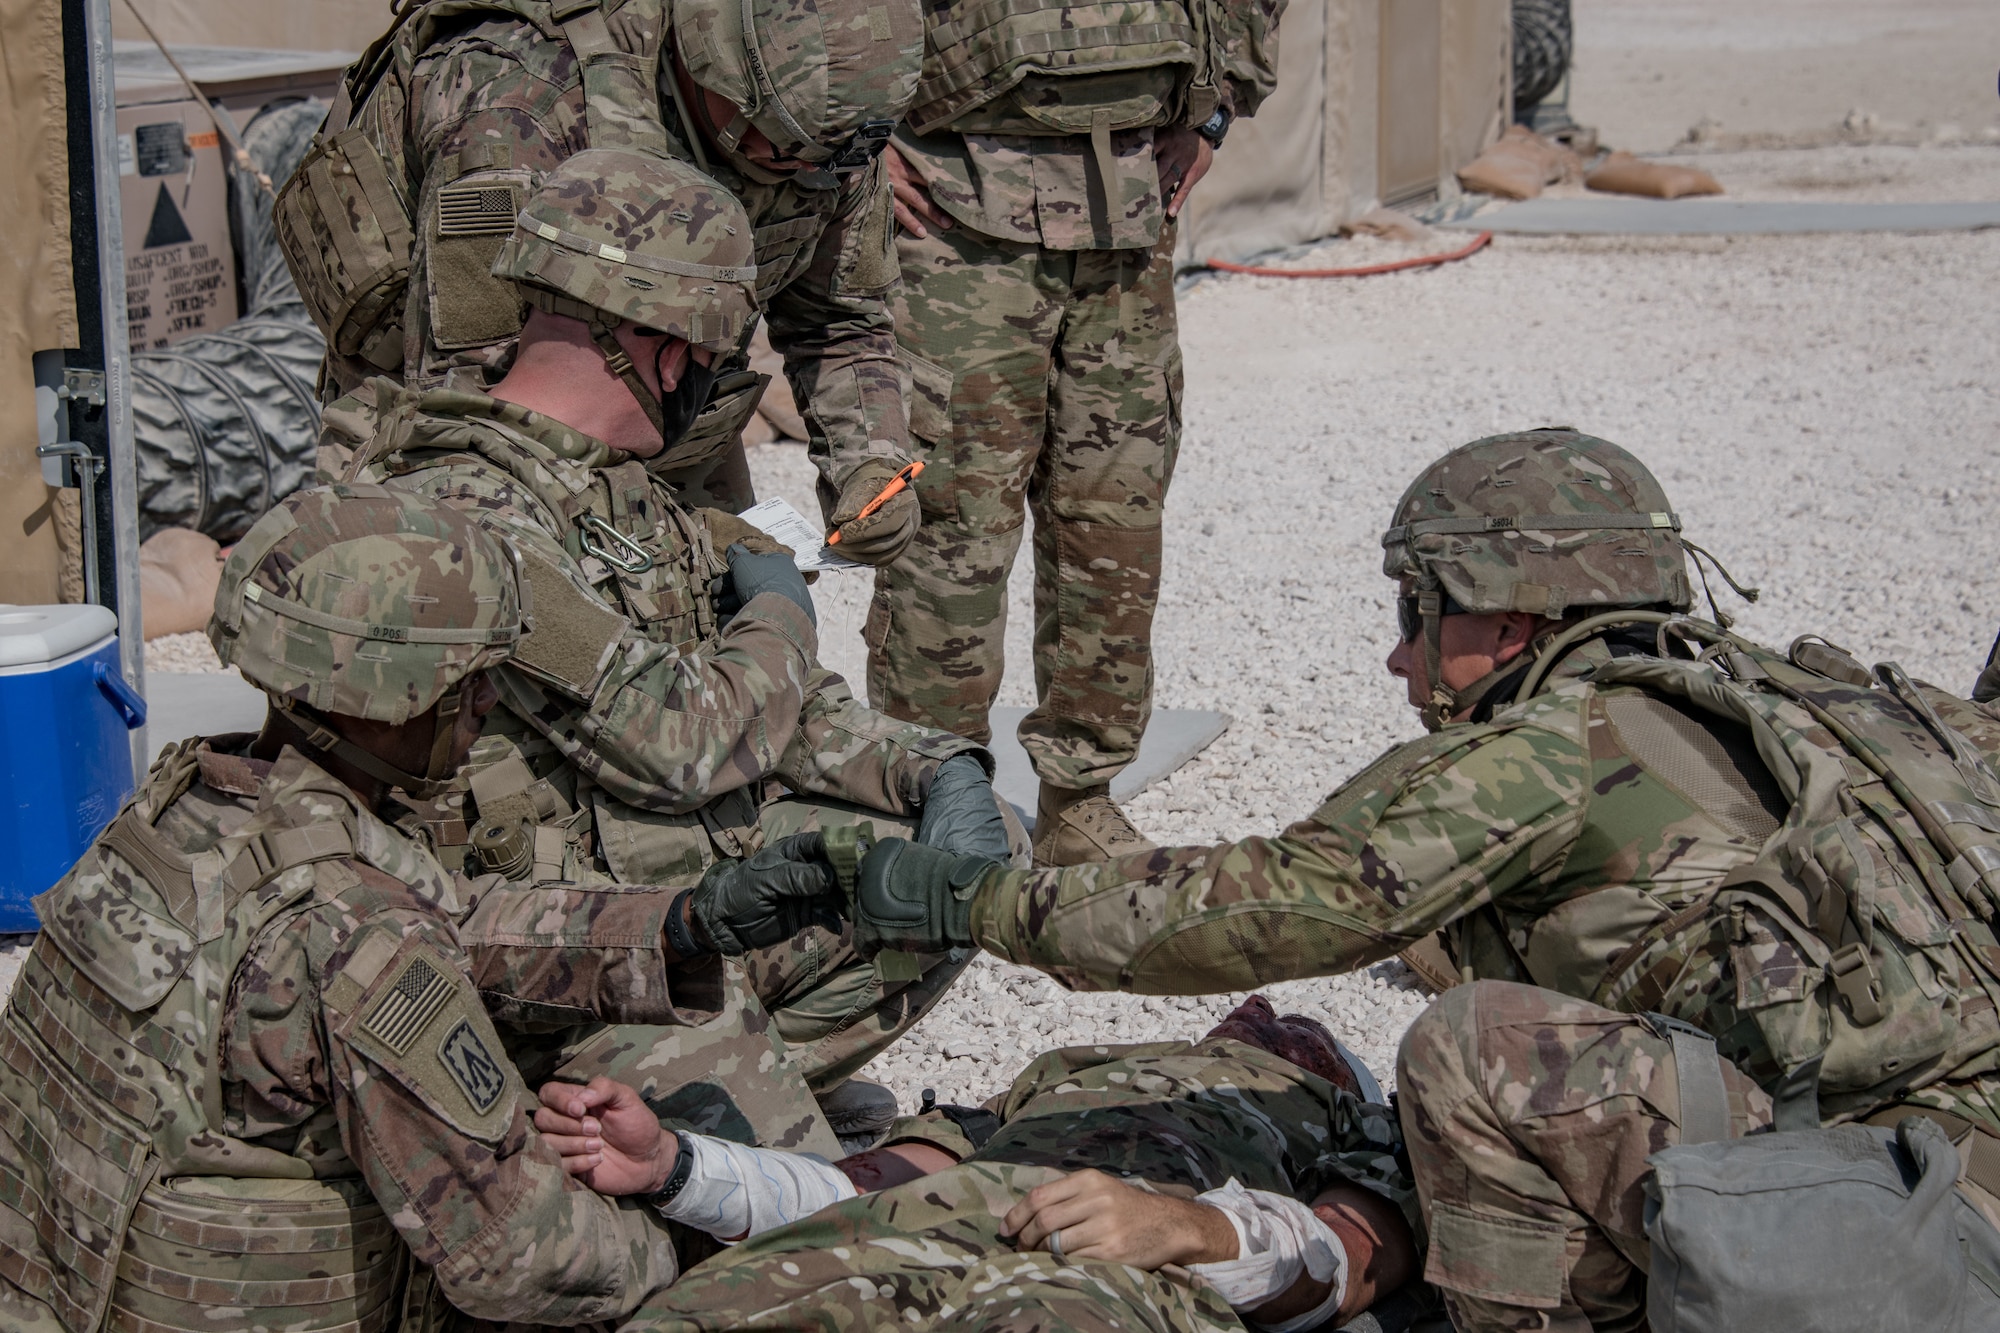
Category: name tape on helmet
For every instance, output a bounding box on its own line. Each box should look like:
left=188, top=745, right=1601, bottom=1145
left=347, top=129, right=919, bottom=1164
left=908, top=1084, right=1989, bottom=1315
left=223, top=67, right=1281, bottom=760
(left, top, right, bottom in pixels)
left=1382, top=511, right=1681, bottom=546
left=524, top=217, right=756, bottom=284
left=244, top=582, right=519, bottom=645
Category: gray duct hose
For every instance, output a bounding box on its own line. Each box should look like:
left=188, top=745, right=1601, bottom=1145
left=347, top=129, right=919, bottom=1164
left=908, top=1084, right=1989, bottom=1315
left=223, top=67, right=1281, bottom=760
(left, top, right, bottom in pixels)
left=1512, top=0, right=1572, bottom=112
left=131, top=98, right=330, bottom=542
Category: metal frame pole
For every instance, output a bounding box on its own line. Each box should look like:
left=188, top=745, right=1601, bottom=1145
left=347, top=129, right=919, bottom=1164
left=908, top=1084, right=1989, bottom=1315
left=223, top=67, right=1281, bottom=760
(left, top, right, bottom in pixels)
left=66, top=0, right=148, bottom=777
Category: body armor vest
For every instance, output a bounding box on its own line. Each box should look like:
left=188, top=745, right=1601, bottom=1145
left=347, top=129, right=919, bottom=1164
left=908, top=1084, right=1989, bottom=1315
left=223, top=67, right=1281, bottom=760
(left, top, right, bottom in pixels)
left=0, top=745, right=403, bottom=1333
left=353, top=405, right=760, bottom=884
left=1453, top=627, right=2000, bottom=1130
left=908, top=0, right=1220, bottom=138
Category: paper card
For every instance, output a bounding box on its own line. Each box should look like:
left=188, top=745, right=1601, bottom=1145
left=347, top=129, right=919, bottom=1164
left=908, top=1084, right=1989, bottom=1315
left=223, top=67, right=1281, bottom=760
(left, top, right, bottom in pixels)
left=737, top=497, right=867, bottom=573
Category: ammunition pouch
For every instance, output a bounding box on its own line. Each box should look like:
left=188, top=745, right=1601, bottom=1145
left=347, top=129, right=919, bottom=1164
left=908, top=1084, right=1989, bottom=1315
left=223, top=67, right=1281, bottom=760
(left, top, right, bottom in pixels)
left=274, top=127, right=413, bottom=375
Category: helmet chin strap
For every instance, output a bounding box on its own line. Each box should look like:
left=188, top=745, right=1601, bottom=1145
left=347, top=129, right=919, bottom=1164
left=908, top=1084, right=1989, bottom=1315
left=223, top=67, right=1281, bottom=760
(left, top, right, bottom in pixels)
left=524, top=288, right=671, bottom=442
left=277, top=692, right=463, bottom=800
left=1412, top=579, right=1559, bottom=733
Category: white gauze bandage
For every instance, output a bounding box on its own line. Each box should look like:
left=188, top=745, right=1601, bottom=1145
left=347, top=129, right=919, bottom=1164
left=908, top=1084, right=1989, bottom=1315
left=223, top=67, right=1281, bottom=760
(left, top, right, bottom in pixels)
left=653, top=1133, right=857, bottom=1242
left=1186, top=1179, right=1348, bottom=1333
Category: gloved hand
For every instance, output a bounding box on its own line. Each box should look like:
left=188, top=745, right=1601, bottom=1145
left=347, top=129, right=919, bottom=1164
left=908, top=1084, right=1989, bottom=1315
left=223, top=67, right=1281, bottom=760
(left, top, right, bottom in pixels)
left=851, top=836, right=998, bottom=957
left=716, top=542, right=815, bottom=627
left=915, top=754, right=1011, bottom=862
left=681, top=833, right=840, bottom=956
left=825, top=458, right=920, bottom=566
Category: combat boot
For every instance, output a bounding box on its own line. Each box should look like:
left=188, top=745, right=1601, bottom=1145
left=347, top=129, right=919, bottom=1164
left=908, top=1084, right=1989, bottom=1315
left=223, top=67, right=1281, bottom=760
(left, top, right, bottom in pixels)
left=1033, top=783, right=1154, bottom=867
left=816, top=1077, right=902, bottom=1154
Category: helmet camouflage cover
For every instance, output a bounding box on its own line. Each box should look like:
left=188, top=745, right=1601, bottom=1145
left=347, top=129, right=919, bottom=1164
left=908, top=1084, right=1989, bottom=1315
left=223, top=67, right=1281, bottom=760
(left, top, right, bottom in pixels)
left=670, top=0, right=924, bottom=168
left=1382, top=427, right=1694, bottom=619
left=209, top=483, right=523, bottom=726
left=490, top=147, right=757, bottom=353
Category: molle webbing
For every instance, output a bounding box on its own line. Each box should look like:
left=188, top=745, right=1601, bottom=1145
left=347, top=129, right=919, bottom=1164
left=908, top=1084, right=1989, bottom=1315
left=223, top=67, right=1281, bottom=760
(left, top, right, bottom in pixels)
left=909, top=0, right=1200, bottom=134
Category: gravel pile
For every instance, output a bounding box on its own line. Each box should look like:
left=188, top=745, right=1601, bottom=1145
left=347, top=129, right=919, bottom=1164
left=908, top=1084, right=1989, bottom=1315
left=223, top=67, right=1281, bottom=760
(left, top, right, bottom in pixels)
left=8, top=143, right=1995, bottom=1115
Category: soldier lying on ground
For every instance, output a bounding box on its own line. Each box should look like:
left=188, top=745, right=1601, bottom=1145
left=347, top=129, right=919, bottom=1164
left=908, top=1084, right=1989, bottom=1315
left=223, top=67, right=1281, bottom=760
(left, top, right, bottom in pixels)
left=837, top=428, right=2000, bottom=1330
left=528, top=994, right=1429, bottom=1332
left=322, top=149, right=1012, bottom=1154
left=0, top=487, right=858, bottom=1333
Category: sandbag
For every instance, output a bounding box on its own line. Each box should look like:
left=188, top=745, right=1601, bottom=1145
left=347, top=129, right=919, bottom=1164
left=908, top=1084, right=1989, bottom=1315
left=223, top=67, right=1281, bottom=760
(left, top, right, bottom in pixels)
left=1644, top=1117, right=2000, bottom=1332
left=138, top=527, right=224, bottom=639
left=1586, top=151, right=1723, bottom=200
left=1456, top=125, right=1581, bottom=200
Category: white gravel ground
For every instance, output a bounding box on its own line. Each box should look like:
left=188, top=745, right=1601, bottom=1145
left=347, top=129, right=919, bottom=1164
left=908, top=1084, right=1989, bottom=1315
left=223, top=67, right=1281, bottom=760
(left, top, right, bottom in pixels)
left=11, top=142, right=1997, bottom=1116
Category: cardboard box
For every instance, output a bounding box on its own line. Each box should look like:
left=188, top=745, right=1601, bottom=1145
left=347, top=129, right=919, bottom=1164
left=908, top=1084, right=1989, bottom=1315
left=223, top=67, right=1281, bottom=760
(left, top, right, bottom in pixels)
left=116, top=96, right=236, bottom=349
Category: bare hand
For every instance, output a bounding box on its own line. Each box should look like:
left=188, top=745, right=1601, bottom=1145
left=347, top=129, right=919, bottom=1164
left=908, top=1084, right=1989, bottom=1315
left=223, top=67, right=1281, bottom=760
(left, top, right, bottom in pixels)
left=1154, top=127, right=1215, bottom=219
left=1000, top=1168, right=1239, bottom=1269
left=533, top=1077, right=676, bottom=1196
left=887, top=142, right=953, bottom=238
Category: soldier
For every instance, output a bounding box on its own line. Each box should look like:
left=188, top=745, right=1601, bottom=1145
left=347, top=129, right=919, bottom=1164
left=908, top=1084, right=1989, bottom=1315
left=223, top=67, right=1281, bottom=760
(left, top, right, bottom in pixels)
left=324, top=149, right=1009, bottom=1151
left=278, top=0, right=926, bottom=538
left=867, top=0, right=1286, bottom=863
left=839, top=428, right=2000, bottom=1328
left=0, top=485, right=861, bottom=1333
left=536, top=994, right=1425, bottom=1332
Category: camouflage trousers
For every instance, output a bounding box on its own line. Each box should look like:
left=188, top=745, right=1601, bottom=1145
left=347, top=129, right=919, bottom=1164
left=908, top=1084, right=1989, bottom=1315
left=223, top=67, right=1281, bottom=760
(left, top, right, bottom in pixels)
left=618, top=1161, right=1241, bottom=1333
left=870, top=224, right=1183, bottom=790
left=503, top=798, right=971, bottom=1160
left=1394, top=983, right=1773, bottom=1333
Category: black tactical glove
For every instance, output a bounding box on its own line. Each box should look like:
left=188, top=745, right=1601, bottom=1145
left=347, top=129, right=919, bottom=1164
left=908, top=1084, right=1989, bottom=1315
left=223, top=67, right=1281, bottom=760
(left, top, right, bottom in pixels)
left=715, top=542, right=816, bottom=627
left=824, top=458, right=920, bottom=566
left=851, top=836, right=998, bottom=958
left=678, top=833, right=840, bottom=956
left=915, top=754, right=1012, bottom=863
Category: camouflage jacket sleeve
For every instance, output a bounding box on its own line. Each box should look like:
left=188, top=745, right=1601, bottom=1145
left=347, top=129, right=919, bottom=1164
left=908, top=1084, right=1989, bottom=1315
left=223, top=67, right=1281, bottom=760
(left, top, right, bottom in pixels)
left=1209, top=0, right=1288, bottom=118
left=455, top=877, right=726, bottom=1029
left=225, top=872, right=677, bottom=1324
left=760, top=160, right=912, bottom=514
left=776, top=666, right=989, bottom=814
left=400, top=457, right=826, bottom=813
left=970, top=704, right=1593, bottom=993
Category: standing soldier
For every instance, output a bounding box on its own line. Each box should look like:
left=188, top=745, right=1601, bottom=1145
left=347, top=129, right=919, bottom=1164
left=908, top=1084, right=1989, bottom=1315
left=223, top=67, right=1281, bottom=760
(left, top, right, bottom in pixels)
left=326, top=150, right=1009, bottom=1149
left=841, top=429, right=2000, bottom=1329
left=277, top=0, right=927, bottom=544
left=0, top=486, right=848, bottom=1332
left=869, top=0, right=1286, bottom=864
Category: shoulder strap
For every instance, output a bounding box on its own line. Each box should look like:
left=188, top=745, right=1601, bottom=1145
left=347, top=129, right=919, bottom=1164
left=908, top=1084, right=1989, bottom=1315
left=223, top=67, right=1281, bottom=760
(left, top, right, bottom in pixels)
left=554, top=0, right=672, bottom=153
left=98, top=811, right=200, bottom=926
left=219, top=823, right=359, bottom=902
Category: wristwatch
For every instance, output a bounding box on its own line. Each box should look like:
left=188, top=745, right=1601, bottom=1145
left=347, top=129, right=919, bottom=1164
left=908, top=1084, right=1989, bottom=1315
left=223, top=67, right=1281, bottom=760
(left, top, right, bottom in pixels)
left=1195, top=107, right=1232, bottom=150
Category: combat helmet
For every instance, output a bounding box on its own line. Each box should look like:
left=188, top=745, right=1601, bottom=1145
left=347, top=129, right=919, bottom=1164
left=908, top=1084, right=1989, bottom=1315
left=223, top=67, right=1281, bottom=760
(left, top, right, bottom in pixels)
left=209, top=483, right=525, bottom=796
left=1382, top=428, right=1753, bottom=730
left=668, top=0, right=923, bottom=178
left=491, top=147, right=756, bottom=443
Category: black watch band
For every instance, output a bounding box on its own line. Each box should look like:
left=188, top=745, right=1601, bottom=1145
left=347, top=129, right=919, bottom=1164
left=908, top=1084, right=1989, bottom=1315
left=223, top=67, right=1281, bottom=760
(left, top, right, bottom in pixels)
left=650, top=1129, right=696, bottom=1208
left=665, top=889, right=711, bottom=962
left=1196, top=107, right=1231, bottom=149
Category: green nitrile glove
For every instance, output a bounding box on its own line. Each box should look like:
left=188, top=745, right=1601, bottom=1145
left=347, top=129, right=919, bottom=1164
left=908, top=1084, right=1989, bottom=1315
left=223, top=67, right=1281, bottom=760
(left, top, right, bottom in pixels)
left=851, top=836, right=997, bottom=958
left=685, top=833, right=840, bottom=955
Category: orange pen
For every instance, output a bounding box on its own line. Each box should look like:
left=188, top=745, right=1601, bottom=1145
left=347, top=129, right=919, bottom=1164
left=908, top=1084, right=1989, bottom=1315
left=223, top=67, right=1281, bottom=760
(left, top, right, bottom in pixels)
left=827, top=460, right=924, bottom=544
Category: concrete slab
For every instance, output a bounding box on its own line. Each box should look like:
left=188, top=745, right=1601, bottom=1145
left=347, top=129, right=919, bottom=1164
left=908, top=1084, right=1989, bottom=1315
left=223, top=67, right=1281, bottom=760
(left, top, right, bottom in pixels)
left=985, top=707, right=1232, bottom=829
left=146, top=671, right=266, bottom=760
left=1442, top=199, right=2000, bottom=236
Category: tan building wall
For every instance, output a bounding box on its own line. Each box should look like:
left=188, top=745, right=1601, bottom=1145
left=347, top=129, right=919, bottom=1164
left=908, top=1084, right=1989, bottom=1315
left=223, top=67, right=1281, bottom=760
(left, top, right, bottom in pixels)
left=2, top=0, right=81, bottom=606
left=112, top=0, right=385, bottom=57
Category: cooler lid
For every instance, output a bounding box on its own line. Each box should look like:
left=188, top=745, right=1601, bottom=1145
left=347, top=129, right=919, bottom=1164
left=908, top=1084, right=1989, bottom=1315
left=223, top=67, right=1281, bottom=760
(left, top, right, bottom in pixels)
left=0, top=604, right=119, bottom=667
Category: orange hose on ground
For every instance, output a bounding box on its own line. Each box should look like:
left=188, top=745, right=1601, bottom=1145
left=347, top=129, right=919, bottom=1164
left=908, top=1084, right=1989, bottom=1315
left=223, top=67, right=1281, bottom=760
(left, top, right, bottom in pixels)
left=1204, top=230, right=1493, bottom=279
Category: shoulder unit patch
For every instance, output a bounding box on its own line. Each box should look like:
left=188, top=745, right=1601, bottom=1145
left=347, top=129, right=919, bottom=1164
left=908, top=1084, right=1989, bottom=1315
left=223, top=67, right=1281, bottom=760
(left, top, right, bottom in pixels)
left=438, top=1019, right=507, bottom=1113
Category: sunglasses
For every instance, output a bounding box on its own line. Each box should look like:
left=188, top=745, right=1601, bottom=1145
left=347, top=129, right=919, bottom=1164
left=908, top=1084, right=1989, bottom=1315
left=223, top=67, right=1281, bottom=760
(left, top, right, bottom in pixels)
left=1397, top=591, right=1467, bottom=642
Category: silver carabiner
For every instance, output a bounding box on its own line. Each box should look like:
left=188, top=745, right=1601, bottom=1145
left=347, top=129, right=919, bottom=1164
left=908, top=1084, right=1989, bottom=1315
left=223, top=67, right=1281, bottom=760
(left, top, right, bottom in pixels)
left=577, top=513, right=655, bottom=574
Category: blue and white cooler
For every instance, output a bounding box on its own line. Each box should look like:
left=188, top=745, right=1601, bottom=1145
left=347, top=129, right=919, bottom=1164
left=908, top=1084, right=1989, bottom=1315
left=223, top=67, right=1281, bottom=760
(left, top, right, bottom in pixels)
left=0, top=605, right=148, bottom=931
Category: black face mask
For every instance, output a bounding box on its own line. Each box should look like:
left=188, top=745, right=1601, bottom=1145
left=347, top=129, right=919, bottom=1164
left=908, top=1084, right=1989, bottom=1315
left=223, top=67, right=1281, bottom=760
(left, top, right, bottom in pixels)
left=658, top=350, right=719, bottom=450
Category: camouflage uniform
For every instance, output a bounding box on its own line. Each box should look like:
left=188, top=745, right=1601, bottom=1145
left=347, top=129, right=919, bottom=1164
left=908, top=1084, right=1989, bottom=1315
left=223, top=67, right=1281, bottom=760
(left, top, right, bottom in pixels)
left=859, top=432, right=2000, bottom=1330
left=0, top=489, right=707, bottom=1332
left=612, top=1035, right=1416, bottom=1331
left=295, top=0, right=920, bottom=513
left=867, top=0, right=1284, bottom=796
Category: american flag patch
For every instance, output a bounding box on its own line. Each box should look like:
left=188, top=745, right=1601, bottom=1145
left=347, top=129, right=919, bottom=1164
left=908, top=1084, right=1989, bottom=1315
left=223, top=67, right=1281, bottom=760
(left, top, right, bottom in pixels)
left=436, top=183, right=519, bottom=237
left=363, top=956, right=457, bottom=1053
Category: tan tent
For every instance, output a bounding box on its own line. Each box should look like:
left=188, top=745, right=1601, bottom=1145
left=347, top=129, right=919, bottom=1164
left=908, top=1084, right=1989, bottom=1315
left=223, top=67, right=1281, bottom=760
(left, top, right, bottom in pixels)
left=1177, top=0, right=1511, bottom=269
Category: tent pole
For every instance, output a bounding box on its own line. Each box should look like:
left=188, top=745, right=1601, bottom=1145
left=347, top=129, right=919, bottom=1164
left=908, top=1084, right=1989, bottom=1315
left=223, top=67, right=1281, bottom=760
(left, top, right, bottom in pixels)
left=65, top=0, right=148, bottom=778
